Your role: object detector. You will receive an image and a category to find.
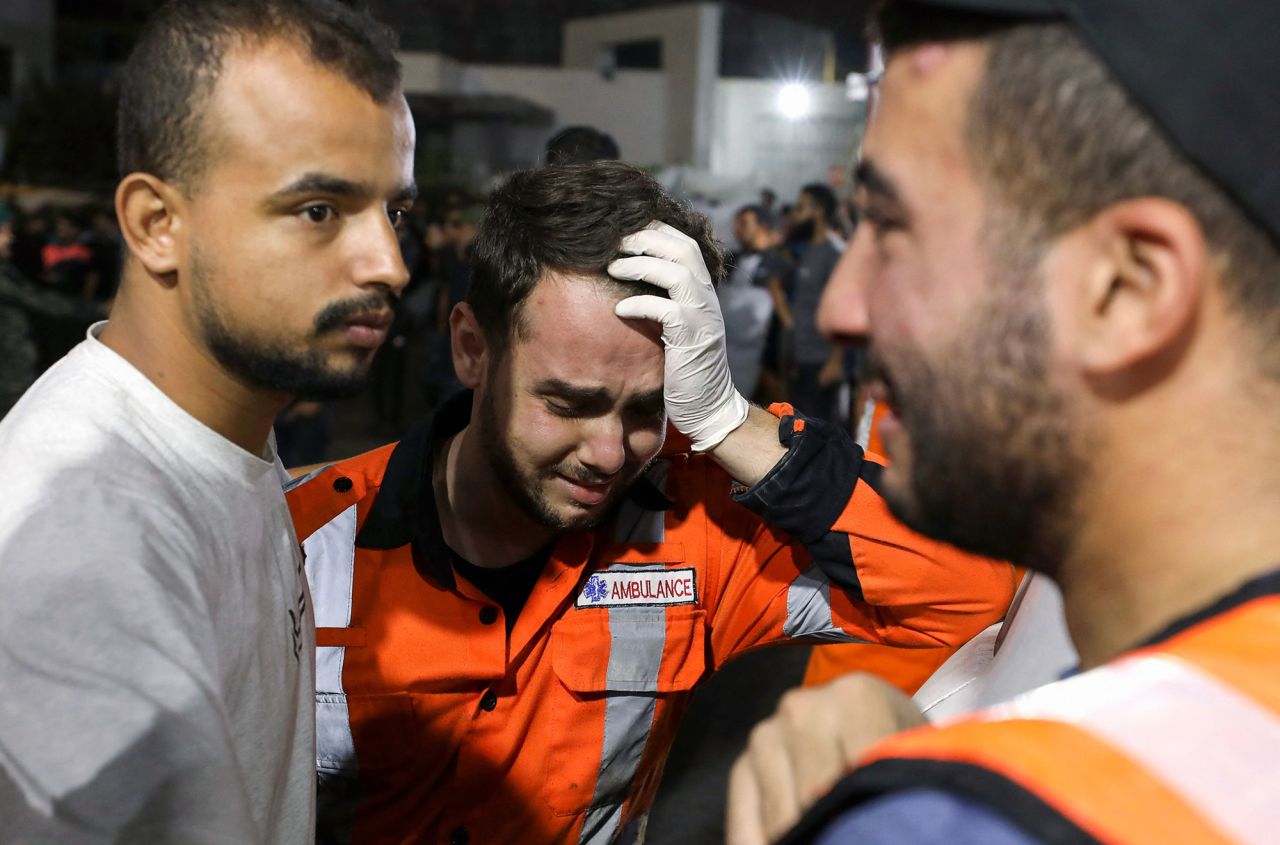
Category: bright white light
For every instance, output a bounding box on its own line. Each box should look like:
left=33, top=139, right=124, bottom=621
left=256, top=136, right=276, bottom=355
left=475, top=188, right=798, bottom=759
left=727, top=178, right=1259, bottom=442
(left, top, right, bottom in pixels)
left=777, top=83, right=811, bottom=120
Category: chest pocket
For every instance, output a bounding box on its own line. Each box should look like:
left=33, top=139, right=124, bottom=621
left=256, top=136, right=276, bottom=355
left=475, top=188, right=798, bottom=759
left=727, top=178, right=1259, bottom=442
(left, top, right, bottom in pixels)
left=543, top=604, right=708, bottom=818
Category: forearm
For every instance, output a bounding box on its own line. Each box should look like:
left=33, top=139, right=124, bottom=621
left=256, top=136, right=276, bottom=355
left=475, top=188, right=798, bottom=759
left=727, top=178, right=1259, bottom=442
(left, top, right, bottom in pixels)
left=706, top=405, right=789, bottom=487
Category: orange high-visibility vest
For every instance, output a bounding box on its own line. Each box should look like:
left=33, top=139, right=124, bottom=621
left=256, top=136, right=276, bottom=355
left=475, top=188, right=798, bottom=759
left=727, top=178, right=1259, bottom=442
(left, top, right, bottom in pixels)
left=782, top=572, right=1280, bottom=845
left=287, top=395, right=1017, bottom=845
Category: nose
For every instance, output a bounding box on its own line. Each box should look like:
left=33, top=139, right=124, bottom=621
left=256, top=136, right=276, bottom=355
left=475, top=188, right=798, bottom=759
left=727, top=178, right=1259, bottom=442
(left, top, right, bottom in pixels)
left=577, top=414, right=627, bottom=478
left=817, top=226, right=872, bottom=343
left=354, top=210, right=411, bottom=296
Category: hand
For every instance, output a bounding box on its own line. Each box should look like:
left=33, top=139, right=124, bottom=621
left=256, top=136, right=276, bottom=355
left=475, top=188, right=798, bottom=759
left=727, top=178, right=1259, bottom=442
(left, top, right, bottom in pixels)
left=726, top=673, right=929, bottom=845
left=610, top=221, right=749, bottom=452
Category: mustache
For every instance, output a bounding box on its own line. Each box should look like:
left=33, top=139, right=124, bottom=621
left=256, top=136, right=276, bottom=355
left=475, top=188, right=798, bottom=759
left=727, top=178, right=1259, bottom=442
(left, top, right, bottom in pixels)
left=314, top=290, right=399, bottom=334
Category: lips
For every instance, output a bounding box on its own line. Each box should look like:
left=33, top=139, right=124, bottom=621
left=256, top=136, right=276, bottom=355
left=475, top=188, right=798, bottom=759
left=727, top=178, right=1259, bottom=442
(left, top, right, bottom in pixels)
left=557, top=474, right=614, bottom=506
left=340, top=311, right=394, bottom=349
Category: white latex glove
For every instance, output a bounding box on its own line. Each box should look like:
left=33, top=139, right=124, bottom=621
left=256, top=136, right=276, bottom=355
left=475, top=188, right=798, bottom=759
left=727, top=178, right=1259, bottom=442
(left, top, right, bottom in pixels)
left=610, top=221, right=750, bottom=452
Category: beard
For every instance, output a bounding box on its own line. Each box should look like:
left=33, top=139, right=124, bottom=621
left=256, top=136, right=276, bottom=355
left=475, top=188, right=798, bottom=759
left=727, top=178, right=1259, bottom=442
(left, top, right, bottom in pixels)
left=475, top=364, right=647, bottom=532
left=875, top=233, right=1086, bottom=574
left=191, top=246, right=396, bottom=400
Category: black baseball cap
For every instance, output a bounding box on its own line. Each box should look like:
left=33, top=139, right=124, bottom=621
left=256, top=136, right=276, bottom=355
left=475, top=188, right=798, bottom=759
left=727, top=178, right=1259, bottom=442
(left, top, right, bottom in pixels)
left=892, top=0, right=1280, bottom=243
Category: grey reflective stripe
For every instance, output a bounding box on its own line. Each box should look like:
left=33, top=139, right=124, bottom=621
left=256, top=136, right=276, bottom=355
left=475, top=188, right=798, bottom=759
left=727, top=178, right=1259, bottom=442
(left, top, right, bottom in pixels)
left=315, top=694, right=360, bottom=845
left=577, top=605, right=667, bottom=844
left=303, top=503, right=361, bottom=845
left=987, top=653, right=1280, bottom=843
left=783, top=564, right=870, bottom=643
left=304, top=504, right=358, bottom=694
left=854, top=398, right=877, bottom=450
left=283, top=463, right=332, bottom=493
left=613, top=461, right=670, bottom=544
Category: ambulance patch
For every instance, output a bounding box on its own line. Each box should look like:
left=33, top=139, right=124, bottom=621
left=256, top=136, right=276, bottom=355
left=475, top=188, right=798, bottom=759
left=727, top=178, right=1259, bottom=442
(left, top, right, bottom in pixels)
left=576, top=569, right=698, bottom=608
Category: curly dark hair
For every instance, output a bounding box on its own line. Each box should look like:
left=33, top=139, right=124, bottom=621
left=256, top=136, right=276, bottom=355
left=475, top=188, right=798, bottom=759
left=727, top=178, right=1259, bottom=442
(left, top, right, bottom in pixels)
left=469, top=161, right=725, bottom=348
left=117, top=0, right=401, bottom=187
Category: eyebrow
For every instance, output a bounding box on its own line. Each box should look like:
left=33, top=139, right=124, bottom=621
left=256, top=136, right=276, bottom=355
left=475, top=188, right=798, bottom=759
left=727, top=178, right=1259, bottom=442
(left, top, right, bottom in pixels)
left=855, top=160, right=904, bottom=206
left=536, top=379, right=664, bottom=409
left=270, top=173, right=418, bottom=203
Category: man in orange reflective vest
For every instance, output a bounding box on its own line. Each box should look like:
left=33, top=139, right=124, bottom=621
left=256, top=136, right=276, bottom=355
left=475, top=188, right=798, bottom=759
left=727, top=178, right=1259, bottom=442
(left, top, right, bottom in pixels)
left=727, top=1, right=1280, bottom=844
left=287, top=161, right=1018, bottom=844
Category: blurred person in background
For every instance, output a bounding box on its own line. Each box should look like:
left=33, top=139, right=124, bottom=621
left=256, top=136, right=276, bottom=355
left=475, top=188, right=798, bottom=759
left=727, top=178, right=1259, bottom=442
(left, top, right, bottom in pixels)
left=423, top=202, right=483, bottom=405
left=0, top=205, right=101, bottom=417
left=544, top=124, right=621, bottom=166
left=788, top=183, right=848, bottom=422
left=760, top=187, right=778, bottom=216
left=41, top=211, right=93, bottom=295
left=84, top=204, right=124, bottom=302
left=722, top=204, right=792, bottom=399
left=0, top=0, right=413, bottom=840
left=728, top=1, right=1280, bottom=843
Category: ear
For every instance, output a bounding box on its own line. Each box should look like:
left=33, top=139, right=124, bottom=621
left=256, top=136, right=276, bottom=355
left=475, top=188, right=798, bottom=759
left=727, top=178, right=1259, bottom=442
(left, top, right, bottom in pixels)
left=1067, top=198, right=1207, bottom=377
left=449, top=302, right=489, bottom=389
left=115, top=173, right=185, bottom=282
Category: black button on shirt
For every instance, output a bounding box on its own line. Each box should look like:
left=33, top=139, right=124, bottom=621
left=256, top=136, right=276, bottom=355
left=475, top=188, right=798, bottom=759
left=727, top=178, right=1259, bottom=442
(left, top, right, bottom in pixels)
left=480, top=690, right=498, bottom=712
left=478, top=605, right=499, bottom=625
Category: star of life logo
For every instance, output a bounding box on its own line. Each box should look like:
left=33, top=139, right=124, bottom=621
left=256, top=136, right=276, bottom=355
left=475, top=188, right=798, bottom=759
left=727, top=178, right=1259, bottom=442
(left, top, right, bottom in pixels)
left=575, top=568, right=697, bottom=608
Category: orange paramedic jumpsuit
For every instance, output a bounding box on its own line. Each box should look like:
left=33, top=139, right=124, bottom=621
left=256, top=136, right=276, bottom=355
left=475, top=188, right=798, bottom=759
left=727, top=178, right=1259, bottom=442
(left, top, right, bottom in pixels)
left=803, top=400, right=1012, bottom=695
left=286, top=393, right=1017, bottom=845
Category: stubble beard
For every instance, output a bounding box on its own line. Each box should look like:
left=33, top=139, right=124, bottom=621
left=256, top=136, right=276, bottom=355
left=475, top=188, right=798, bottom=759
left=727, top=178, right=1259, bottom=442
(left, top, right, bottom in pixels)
left=476, top=373, right=643, bottom=533
left=878, top=227, right=1087, bottom=574
left=190, top=245, right=391, bottom=400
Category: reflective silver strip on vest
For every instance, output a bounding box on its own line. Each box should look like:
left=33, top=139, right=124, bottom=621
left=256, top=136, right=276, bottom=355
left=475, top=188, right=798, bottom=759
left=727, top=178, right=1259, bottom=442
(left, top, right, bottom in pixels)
left=304, top=504, right=361, bottom=845
left=854, top=398, right=877, bottom=450
left=783, top=564, right=870, bottom=643
left=577, top=603, right=668, bottom=845
left=304, top=504, right=358, bottom=694
left=986, top=653, right=1280, bottom=844
left=283, top=463, right=332, bottom=493
left=613, top=461, right=670, bottom=544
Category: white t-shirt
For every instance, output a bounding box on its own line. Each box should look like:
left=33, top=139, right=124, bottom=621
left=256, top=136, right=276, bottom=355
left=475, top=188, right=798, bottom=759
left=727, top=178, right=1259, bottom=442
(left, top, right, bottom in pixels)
left=0, top=325, right=315, bottom=844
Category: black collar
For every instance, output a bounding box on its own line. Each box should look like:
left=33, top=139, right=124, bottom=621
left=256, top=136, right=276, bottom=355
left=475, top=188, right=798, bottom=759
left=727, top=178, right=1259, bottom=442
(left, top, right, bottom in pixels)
left=354, top=389, right=673, bottom=589
left=1137, top=567, right=1280, bottom=649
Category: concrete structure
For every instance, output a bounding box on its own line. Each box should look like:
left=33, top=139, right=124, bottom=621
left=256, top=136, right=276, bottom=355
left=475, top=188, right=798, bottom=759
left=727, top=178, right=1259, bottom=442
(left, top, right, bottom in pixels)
left=397, top=2, right=864, bottom=205
left=0, top=0, right=55, bottom=166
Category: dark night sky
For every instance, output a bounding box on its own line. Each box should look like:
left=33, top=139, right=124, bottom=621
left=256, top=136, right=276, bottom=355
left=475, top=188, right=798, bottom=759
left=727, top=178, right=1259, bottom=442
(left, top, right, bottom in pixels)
left=57, top=1, right=873, bottom=75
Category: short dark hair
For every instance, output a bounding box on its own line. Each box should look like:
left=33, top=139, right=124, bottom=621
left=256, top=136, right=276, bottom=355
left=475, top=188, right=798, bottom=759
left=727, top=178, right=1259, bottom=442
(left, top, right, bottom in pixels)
left=736, top=204, right=778, bottom=232
left=875, top=1, right=1280, bottom=373
left=117, top=0, right=402, bottom=187
left=800, top=183, right=838, bottom=222
left=544, top=125, right=621, bottom=166
left=469, top=161, right=725, bottom=348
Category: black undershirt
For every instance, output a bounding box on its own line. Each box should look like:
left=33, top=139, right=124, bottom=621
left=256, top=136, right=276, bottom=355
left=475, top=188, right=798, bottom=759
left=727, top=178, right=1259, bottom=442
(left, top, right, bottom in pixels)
left=450, top=546, right=552, bottom=632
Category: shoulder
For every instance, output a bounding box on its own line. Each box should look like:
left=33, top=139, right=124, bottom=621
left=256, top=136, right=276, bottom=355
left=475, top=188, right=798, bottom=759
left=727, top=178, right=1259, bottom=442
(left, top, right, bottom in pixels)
left=286, top=441, right=398, bottom=541
left=813, top=788, right=1041, bottom=845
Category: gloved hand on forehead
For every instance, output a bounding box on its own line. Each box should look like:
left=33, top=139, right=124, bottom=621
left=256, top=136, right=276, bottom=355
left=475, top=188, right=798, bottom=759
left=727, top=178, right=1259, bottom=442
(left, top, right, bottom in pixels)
left=609, top=221, right=750, bottom=452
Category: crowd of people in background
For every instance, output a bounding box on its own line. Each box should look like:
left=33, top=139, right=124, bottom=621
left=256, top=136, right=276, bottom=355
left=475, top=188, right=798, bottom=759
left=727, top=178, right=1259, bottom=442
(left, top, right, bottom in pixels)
left=1, top=168, right=867, bottom=463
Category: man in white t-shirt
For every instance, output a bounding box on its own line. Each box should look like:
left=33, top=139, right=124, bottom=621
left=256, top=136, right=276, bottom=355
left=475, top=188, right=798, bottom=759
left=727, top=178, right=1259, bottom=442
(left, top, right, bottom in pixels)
left=0, top=1, right=415, bottom=841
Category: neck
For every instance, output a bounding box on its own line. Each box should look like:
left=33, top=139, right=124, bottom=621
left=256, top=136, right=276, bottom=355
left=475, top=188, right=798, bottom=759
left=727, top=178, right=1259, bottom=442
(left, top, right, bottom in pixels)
left=436, top=422, right=556, bottom=568
left=99, top=286, right=288, bottom=455
left=1057, top=380, right=1280, bottom=669
left=809, top=220, right=828, bottom=244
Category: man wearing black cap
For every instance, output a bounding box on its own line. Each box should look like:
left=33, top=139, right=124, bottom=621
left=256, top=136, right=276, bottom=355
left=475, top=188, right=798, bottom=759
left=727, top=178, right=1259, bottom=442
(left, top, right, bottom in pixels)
left=726, top=1, right=1280, bottom=843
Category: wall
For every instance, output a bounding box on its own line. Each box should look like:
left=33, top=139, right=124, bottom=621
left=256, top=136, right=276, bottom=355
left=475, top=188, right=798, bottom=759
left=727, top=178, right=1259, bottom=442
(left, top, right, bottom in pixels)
left=462, top=65, right=667, bottom=166
left=563, top=3, right=720, bottom=167
left=710, top=77, right=864, bottom=203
